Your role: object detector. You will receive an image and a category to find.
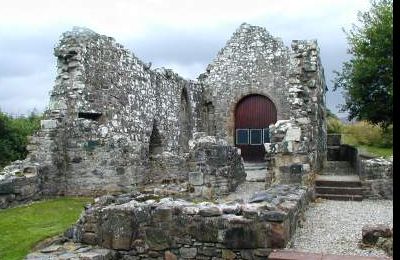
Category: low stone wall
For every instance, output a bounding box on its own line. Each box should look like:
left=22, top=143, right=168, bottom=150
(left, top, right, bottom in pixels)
left=71, top=184, right=311, bottom=259
left=0, top=161, right=41, bottom=209
left=359, top=157, right=393, bottom=200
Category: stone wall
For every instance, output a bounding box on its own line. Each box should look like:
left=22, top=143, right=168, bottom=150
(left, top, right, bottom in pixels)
left=359, top=157, right=393, bottom=200
left=0, top=23, right=327, bottom=205
left=263, top=40, right=327, bottom=185
left=0, top=27, right=205, bottom=197
left=199, top=23, right=292, bottom=142
left=71, top=184, right=312, bottom=259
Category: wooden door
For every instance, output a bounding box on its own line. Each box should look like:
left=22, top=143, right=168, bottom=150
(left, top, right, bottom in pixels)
left=235, top=95, right=277, bottom=162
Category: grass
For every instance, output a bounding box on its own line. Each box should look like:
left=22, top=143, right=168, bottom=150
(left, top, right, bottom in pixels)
left=342, top=134, right=393, bottom=158
left=0, top=197, right=93, bottom=260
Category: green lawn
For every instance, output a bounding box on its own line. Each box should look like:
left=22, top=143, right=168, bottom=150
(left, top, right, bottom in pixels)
left=354, top=145, right=393, bottom=158
left=0, top=197, right=93, bottom=260
left=342, top=134, right=393, bottom=158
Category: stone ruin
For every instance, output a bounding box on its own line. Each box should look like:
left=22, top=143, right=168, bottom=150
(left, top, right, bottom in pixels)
left=2, top=23, right=330, bottom=258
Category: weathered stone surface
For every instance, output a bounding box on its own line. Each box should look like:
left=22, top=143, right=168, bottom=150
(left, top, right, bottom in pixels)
left=69, top=185, right=311, bottom=257
left=40, top=119, right=58, bottom=129
left=362, top=224, right=393, bottom=244
left=198, top=206, right=222, bottom=217
left=179, top=247, right=197, bottom=258
left=249, top=192, right=275, bottom=203
left=26, top=242, right=116, bottom=260
left=0, top=23, right=326, bottom=209
left=164, top=251, right=178, bottom=260
left=260, top=211, right=287, bottom=222
left=359, top=157, right=393, bottom=200
left=222, top=249, right=236, bottom=259
left=189, top=171, right=204, bottom=186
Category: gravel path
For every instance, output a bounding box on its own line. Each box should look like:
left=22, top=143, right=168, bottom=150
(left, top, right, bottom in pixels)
left=287, top=199, right=393, bottom=257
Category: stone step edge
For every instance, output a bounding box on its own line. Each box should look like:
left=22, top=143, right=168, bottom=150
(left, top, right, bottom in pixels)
left=315, top=193, right=363, bottom=201
left=315, top=180, right=361, bottom=187
left=315, top=186, right=364, bottom=195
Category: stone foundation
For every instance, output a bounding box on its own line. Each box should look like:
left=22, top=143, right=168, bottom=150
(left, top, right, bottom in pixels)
left=0, top=161, right=41, bottom=209
left=69, top=184, right=311, bottom=259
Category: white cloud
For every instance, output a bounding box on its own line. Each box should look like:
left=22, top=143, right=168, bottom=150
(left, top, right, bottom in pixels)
left=0, top=0, right=371, bottom=115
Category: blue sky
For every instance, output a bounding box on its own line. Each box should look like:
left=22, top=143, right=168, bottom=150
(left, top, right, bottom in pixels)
left=0, top=0, right=370, bottom=117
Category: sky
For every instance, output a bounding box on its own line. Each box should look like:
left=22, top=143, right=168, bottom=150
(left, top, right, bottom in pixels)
left=0, top=0, right=371, bottom=117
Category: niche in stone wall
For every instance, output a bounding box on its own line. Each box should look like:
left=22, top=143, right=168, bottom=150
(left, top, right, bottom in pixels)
left=202, top=101, right=216, bottom=136
left=179, top=88, right=192, bottom=152
left=149, top=121, right=163, bottom=156
left=78, top=112, right=102, bottom=121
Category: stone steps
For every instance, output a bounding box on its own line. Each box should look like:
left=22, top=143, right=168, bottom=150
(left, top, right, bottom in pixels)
left=269, top=250, right=390, bottom=260
left=315, top=175, right=361, bottom=187
left=321, top=161, right=354, bottom=175
left=315, top=175, right=363, bottom=201
left=243, top=163, right=266, bottom=171
left=315, top=186, right=364, bottom=196
left=316, top=194, right=363, bottom=201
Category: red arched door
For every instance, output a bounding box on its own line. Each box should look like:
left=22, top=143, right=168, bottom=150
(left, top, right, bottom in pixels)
left=235, top=95, right=277, bottom=162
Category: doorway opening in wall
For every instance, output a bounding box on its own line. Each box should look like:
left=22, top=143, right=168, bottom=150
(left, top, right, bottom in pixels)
left=235, top=94, right=277, bottom=162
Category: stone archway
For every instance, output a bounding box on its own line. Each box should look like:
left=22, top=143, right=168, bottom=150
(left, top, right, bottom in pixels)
left=235, top=94, right=277, bottom=162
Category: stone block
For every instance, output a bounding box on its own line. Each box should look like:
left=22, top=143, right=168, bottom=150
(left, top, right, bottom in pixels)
left=268, top=222, right=290, bottom=248
left=223, top=226, right=259, bottom=249
left=260, top=210, right=287, bottom=222
left=152, top=206, right=172, bottom=222
left=189, top=171, right=204, bottom=186
left=362, top=224, right=392, bottom=244
left=0, top=180, right=14, bottom=194
left=284, top=127, right=301, bottom=141
left=99, top=209, right=135, bottom=250
left=144, top=227, right=171, bottom=250
left=179, top=247, right=197, bottom=259
left=164, top=251, right=177, bottom=260
left=327, top=134, right=341, bottom=146
left=222, top=249, right=236, bottom=259
left=40, top=119, right=58, bottom=129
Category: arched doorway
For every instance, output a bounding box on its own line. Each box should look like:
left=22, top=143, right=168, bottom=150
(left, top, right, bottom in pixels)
left=235, top=94, right=277, bottom=162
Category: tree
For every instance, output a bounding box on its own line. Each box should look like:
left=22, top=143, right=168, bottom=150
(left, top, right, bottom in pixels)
left=0, top=111, right=41, bottom=168
left=334, top=0, right=393, bottom=128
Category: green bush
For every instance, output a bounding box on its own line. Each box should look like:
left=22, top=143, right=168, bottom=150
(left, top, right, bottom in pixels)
left=0, top=111, right=42, bottom=168
left=342, top=121, right=392, bottom=148
left=327, top=117, right=344, bottom=134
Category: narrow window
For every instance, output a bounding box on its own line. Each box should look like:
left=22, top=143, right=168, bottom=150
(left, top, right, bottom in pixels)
left=250, top=129, right=263, bottom=145
left=149, top=122, right=163, bottom=156
left=78, top=112, right=102, bottom=121
left=236, top=129, right=249, bottom=145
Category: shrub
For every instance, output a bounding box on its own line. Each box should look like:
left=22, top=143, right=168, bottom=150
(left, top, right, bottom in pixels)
left=327, top=117, right=344, bottom=134
left=342, top=121, right=392, bottom=148
left=0, top=111, right=41, bottom=168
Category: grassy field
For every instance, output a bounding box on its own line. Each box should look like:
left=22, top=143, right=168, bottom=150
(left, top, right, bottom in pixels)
left=342, top=134, right=393, bottom=158
left=0, top=197, right=93, bottom=260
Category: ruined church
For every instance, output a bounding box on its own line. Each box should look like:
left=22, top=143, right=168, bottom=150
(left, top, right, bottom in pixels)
left=1, top=22, right=326, bottom=199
